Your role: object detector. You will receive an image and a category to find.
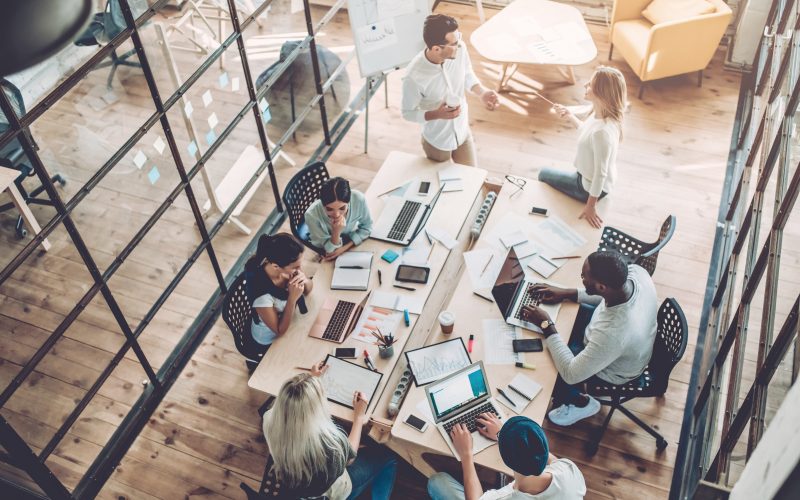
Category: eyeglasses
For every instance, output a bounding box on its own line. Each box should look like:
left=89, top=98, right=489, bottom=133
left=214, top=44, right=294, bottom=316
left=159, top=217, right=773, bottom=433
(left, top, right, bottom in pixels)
left=505, top=175, right=527, bottom=198
left=438, top=31, right=462, bottom=48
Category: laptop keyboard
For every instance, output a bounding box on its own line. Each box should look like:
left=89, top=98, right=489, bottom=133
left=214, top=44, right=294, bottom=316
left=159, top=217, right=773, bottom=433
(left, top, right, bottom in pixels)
left=443, top=402, right=499, bottom=434
left=513, top=284, right=543, bottom=321
left=321, top=300, right=356, bottom=341
left=387, top=201, right=421, bottom=240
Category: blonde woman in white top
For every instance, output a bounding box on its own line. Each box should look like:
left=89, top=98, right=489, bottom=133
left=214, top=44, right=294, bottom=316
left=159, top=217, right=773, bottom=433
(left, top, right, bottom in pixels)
left=538, top=66, right=627, bottom=228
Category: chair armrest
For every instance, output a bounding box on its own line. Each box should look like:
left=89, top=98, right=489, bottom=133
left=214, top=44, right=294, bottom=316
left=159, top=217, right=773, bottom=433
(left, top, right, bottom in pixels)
left=610, top=0, right=652, bottom=40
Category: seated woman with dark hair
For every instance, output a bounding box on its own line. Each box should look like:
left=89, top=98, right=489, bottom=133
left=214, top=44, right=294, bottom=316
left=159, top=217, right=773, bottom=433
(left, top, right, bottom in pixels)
left=244, top=232, right=313, bottom=348
left=304, top=177, right=373, bottom=261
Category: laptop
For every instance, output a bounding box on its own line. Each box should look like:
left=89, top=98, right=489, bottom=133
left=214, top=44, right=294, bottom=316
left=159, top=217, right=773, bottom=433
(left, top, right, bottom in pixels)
left=308, top=291, right=371, bottom=343
left=425, top=361, right=506, bottom=460
left=491, top=248, right=549, bottom=331
left=371, top=186, right=444, bottom=246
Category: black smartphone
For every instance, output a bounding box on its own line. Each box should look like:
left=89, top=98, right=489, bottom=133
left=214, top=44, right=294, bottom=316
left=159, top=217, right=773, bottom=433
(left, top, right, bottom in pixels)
left=418, top=181, right=431, bottom=195
left=530, top=206, right=548, bottom=216
left=395, top=265, right=430, bottom=284
left=335, top=347, right=356, bottom=359
left=512, top=339, right=544, bottom=353
left=403, top=414, right=429, bottom=432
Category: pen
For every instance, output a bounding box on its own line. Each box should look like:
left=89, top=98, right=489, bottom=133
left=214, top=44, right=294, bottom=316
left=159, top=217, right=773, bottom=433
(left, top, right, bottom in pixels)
left=363, top=350, right=377, bottom=371
left=403, top=308, right=410, bottom=326
left=551, top=255, right=581, bottom=260
left=473, top=291, right=494, bottom=302
left=515, top=362, right=536, bottom=370
left=394, top=284, right=416, bottom=291
left=294, top=366, right=313, bottom=371
left=378, top=269, right=382, bottom=285
left=497, top=388, right=517, bottom=408
left=425, top=230, right=432, bottom=245
left=339, top=266, right=361, bottom=269
left=508, top=384, right=532, bottom=401
left=480, top=254, right=494, bottom=276
left=468, top=334, right=474, bottom=353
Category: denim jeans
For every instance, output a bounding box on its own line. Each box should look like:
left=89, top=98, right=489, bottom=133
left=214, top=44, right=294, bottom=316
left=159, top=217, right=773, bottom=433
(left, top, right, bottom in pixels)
left=427, top=472, right=466, bottom=500
left=538, top=168, right=606, bottom=203
left=346, top=444, right=398, bottom=500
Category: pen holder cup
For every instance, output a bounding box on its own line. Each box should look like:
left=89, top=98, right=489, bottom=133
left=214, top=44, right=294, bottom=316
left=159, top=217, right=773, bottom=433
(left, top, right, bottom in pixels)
left=378, top=345, right=394, bottom=359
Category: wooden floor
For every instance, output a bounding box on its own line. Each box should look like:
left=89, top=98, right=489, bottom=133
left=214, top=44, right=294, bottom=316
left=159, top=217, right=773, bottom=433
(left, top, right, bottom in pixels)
left=0, top=1, right=761, bottom=498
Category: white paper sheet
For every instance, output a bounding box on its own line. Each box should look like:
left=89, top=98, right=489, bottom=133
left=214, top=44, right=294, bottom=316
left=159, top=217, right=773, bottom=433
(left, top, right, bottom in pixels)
left=377, top=0, right=415, bottom=19
left=406, top=339, right=471, bottom=385
left=356, top=19, right=398, bottom=54
left=530, top=216, right=586, bottom=257
left=500, top=230, right=528, bottom=249
left=463, top=247, right=505, bottom=293
left=484, top=213, right=532, bottom=251
left=321, top=356, right=382, bottom=409
left=415, top=398, right=435, bottom=424
left=482, top=319, right=520, bottom=365
left=370, top=290, right=425, bottom=315
left=425, top=226, right=458, bottom=249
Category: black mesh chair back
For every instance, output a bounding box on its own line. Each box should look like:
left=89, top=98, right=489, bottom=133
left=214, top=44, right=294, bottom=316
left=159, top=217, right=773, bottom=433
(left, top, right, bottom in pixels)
left=282, top=162, right=330, bottom=255
left=597, top=215, right=676, bottom=276
left=222, top=273, right=267, bottom=370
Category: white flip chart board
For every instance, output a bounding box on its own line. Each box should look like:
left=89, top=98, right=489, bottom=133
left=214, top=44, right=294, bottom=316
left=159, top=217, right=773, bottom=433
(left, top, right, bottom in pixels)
left=347, top=0, right=430, bottom=77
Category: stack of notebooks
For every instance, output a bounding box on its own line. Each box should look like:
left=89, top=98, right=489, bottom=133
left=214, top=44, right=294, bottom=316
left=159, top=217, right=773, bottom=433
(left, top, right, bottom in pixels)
left=331, top=251, right=373, bottom=291
left=496, top=373, right=543, bottom=413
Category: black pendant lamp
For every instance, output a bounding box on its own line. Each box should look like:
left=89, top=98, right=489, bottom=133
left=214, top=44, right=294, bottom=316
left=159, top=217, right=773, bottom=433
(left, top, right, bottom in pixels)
left=0, top=0, right=93, bottom=77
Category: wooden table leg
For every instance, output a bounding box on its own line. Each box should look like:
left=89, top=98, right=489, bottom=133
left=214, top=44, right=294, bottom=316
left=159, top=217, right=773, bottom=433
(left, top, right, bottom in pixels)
left=6, top=184, right=51, bottom=251
left=558, top=65, right=576, bottom=85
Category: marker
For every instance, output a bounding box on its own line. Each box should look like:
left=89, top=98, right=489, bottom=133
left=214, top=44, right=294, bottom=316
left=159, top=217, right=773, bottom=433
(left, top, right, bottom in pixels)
left=468, top=334, right=474, bottom=353
left=394, top=284, right=415, bottom=291
left=497, top=388, right=517, bottom=408
left=515, top=362, right=536, bottom=370
left=363, top=350, right=377, bottom=371
left=378, top=269, right=383, bottom=285
left=403, top=308, right=410, bottom=326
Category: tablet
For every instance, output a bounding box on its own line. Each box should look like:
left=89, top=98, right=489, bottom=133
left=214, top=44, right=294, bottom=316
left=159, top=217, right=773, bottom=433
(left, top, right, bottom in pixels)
left=404, top=338, right=472, bottom=386
left=320, top=355, right=383, bottom=409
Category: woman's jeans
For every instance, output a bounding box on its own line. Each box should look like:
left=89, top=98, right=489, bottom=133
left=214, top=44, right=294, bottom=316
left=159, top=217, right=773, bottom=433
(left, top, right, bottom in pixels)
left=538, top=168, right=606, bottom=202
left=346, top=444, right=398, bottom=500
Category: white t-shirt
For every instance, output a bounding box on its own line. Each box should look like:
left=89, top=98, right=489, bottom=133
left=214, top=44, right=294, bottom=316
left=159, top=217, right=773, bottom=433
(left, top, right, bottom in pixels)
left=479, top=459, right=586, bottom=500
left=251, top=293, right=287, bottom=345
left=573, top=115, right=620, bottom=197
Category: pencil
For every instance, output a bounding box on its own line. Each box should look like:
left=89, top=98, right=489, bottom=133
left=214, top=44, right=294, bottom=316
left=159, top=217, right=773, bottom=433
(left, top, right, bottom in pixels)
left=295, top=366, right=313, bottom=371
left=531, top=90, right=556, bottom=106
left=480, top=254, right=494, bottom=276
left=551, top=255, right=581, bottom=260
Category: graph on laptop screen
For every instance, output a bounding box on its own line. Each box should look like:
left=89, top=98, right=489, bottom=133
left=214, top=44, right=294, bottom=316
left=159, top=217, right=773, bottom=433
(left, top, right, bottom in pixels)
left=429, top=364, right=488, bottom=420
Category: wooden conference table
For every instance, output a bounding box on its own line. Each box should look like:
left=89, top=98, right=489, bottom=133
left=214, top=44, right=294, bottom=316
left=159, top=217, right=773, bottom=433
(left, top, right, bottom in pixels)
left=388, top=175, right=606, bottom=477
left=248, top=151, right=488, bottom=421
left=470, top=0, right=597, bottom=91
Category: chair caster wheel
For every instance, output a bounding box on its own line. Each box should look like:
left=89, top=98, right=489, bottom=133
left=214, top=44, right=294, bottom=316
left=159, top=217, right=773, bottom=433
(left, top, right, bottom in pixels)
left=56, top=176, right=67, bottom=187
left=16, top=228, right=28, bottom=239
left=656, top=439, right=668, bottom=450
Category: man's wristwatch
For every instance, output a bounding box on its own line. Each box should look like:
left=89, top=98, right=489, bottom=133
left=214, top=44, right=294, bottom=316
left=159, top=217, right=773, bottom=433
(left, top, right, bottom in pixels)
left=540, top=319, right=557, bottom=338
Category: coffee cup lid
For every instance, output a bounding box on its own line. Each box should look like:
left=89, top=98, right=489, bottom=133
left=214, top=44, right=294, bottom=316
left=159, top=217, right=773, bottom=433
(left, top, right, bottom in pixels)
left=438, top=311, right=454, bottom=324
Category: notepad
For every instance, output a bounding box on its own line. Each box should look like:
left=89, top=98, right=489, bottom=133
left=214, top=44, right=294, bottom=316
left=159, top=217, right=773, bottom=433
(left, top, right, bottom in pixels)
left=438, top=166, right=464, bottom=192
left=331, top=251, right=373, bottom=290
left=527, top=254, right=561, bottom=278
left=496, top=374, right=543, bottom=413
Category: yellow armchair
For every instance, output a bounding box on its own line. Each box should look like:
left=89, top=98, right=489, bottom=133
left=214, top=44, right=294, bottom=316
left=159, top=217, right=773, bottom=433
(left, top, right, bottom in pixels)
left=609, top=0, right=732, bottom=97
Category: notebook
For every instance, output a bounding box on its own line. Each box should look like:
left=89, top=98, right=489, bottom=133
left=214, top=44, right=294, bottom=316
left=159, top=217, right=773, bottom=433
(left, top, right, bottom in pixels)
left=331, top=251, right=373, bottom=290
left=527, top=254, right=562, bottom=279
left=438, top=166, right=464, bottom=192
left=495, top=373, right=543, bottom=413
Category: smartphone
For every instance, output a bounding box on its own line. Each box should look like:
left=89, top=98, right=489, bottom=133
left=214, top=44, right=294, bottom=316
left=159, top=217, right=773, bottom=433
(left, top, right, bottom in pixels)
left=335, top=347, right=356, bottom=359
left=530, top=206, right=548, bottom=216
left=395, top=265, right=430, bottom=284
left=418, top=181, right=431, bottom=195
left=403, top=414, right=429, bottom=433
left=512, top=339, right=544, bottom=353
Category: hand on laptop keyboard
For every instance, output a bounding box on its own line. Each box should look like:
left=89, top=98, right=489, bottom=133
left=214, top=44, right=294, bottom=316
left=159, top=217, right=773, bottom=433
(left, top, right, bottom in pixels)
left=449, top=423, right=474, bottom=458
left=475, top=412, right=502, bottom=441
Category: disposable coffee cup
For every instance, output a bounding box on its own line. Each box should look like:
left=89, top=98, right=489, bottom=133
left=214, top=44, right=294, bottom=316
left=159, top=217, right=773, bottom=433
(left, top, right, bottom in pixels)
left=445, top=94, right=460, bottom=108
left=439, top=311, right=455, bottom=334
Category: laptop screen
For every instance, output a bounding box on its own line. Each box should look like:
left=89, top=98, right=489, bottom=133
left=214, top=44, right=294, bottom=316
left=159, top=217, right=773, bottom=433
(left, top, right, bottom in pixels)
left=491, top=248, right=525, bottom=318
left=428, top=363, right=488, bottom=422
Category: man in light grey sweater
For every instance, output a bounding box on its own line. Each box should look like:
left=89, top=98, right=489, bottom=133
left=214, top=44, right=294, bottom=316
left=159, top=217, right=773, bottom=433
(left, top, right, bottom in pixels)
left=522, top=251, right=658, bottom=426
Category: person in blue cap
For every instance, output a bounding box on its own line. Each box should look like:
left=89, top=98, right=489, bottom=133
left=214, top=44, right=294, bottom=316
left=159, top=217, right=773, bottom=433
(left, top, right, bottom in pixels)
left=427, top=415, right=586, bottom=499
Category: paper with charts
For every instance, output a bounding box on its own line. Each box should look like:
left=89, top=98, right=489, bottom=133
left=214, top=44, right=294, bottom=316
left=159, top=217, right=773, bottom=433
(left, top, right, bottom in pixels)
left=350, top=305, right=403, bottom=345
left=321, top=355, right=383, bottom=409
left=406, top=338, right=471, bottom=386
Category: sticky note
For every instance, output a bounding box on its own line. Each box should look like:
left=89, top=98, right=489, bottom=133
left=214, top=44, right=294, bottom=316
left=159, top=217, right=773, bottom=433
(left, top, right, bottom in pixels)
left=184, top=101, right=193, bottom=117
left=218, top=72, right=229, bottom=88
left=153, top=136, right=166, bottom=155
left=205, top=129, right=216, bottom=146
left=148, top=166, right=160, bottom=185
left=259, top=97, right=268, bottom=112
left=133, top=150, right=146, bottom=169
left=262, top=106, right=271, bottom=124
left=207, top=112, right=219, bottom=129
left=202, top=90, right=213, bottom=107
left=187, top=140, right=198, bottom=157
left=231, top=77, right=240, bottom=92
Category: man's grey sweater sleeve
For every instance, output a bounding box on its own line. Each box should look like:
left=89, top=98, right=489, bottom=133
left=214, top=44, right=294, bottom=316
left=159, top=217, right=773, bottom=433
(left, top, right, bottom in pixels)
left=546, top=316, right=621, bottom=385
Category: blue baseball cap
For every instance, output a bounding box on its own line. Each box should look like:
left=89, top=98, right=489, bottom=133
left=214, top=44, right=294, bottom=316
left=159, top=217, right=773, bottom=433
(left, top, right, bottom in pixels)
left=497, top=416, right=549, bottom=476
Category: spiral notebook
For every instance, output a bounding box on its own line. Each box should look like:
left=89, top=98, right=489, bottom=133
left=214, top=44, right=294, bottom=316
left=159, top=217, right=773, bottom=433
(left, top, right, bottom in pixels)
left=331, top=251, right=373, bottom=290
left=496, top=373, right=543, bottom=414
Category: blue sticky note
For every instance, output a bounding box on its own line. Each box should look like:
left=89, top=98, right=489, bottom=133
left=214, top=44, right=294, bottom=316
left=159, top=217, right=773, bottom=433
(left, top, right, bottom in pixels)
left=218, top=72, right=229, bottom=89
left=205, top=129, right=216, bottom=146
left=262, top=106, right=271, bottom=124
left=381, top=249, right=399, bottom=263
left=148, top=166, right=160, bottom=185
left=187, top=140, right=198, bottom=157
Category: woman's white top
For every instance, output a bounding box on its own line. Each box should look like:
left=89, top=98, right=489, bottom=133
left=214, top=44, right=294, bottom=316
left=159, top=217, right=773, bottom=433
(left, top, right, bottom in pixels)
left=251, top=292, right=287, bottom=346
left=573, top=115, right=620, bottom=197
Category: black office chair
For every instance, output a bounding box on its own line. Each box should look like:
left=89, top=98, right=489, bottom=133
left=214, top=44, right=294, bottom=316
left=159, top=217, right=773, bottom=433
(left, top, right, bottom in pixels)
left=74, top=0, right=146, bottom=89
left=282, top=162, right=330, bottom=256
left=221, top=273, right=268, bottom=373
left=584, top=298, right=688, bottom=455
left=597, top=215, right=676, bottom=276
left=0, top=79, right=65, bottom=239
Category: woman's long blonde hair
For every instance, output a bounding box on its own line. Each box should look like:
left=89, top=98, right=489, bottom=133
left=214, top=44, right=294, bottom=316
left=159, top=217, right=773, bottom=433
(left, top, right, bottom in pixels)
left=263, top=373, right=350, bottom=488
left=591, top=66, right=627, bottom=139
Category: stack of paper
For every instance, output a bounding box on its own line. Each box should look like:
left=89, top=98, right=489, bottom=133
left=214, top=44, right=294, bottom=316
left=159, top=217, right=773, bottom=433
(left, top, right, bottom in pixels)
left=496, top=373, right=543, bottom=413
left=350, top=306, right=403, bottom=344
left=331, top=251, right=373, bottom=290
left=438, top=166, right=464, bottom=192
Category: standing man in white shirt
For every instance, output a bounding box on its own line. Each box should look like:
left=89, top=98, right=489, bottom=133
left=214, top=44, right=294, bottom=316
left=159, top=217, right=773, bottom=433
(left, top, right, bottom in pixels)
left=401, top=14, right=499, bottom=167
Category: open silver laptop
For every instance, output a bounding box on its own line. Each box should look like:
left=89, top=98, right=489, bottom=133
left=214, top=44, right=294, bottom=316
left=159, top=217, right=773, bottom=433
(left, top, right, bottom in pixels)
left=425, top=361, right=505, bottom=461
left=371, top=186, right=443, bottom=246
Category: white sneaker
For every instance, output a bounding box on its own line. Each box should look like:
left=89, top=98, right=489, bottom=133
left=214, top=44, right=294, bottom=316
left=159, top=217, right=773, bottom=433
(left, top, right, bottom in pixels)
left=547, top=396, right=601, bottom=426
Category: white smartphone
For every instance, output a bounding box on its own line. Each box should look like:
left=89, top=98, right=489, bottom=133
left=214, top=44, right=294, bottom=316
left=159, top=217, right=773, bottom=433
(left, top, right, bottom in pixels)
left=403, top=414, right=429, bottom=433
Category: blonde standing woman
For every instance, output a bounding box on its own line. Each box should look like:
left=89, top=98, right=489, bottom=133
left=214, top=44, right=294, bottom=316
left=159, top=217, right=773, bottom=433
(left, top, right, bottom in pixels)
left=538, top=66, right=627, bottom=228
left=262, top=364, right=397, bottom=499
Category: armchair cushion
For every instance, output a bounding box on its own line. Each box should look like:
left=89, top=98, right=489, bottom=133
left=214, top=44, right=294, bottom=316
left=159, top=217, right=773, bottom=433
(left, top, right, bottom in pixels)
left=642, top=0, right=716, bottom=25
left=611, top=19, right=652, bottom=76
